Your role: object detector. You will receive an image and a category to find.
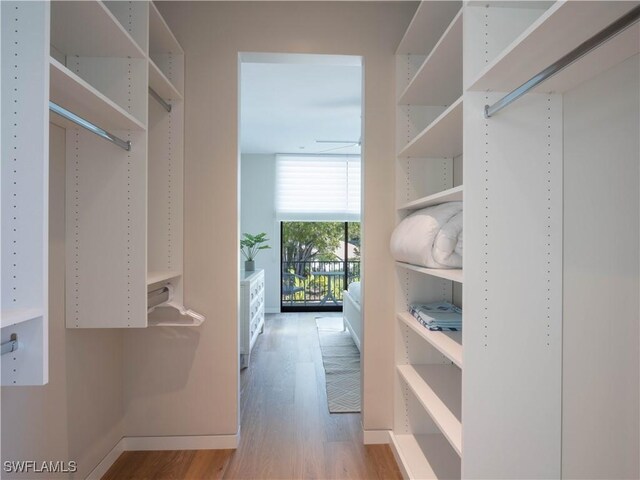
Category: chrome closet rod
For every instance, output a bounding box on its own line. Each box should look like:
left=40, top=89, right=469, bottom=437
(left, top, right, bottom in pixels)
left=148, top=87, right=172, bottom=113
left=484, top=4, right=640, bottom=119
left=1, top=334, right=19, bottom=356
left=148, top=286, right=170, bottom=309
left=49, top=102, right=132, bottom=151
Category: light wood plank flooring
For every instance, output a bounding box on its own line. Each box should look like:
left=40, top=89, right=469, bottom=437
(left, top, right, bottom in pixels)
left=103, top=313, right=401, bottom=479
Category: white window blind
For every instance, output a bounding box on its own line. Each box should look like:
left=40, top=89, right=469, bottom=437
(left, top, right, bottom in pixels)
left=275, top=154, right=361, bottom=221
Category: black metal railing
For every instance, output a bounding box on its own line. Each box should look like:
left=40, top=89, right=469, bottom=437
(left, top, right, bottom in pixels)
left=281, top=260, right=360, bottom=307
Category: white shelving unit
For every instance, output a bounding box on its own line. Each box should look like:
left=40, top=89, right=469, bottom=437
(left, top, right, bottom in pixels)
left=398, top=185, right=463, bottom=211
left=49, top=57, right=146, bottom=131
left=49, top=0, right=194, bottom=328
left=149, top=59, right=183, bottom=102
left=1, top=1, right=50, bottom=385
left=396, top=1, right=462, bottom=56
left=390, top=433, right=461, bottom=480
left=398, top=97, right=462, bottom=159
left=467, top=2, right=640, bottom=93
left=50, top=0, right=146, bottom=58
left=398, top=364, right=462, bottom=456
left=460, top=2, right=640, bottom=478
left=149, top=1, right=183, bottom=56
left=398, top=9, right=463, bottom=107
left=146, top=1, right=189, bottom=328
left=1, top=309, right=46, bottom=330
left=393, top=2, right=465, bottom=477
left=147, top=270, right=182, bottom=287
left=397, top=312, right=462, bottom=369
left=148, top=1, right=184, bottom=98
left=396, top=262, right=463, bottom=284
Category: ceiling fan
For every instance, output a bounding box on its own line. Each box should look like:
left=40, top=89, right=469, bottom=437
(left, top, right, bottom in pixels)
left=315, top=138, right=361, bottom=153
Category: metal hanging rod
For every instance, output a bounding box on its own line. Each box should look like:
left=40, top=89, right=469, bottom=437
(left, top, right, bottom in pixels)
left=1, top=334, right=19, bottom=356
left=148, top=285, right=171, bottom=310
left=485, top=4, right=640, bottom=119
left=149, top=87, right=172, bottom=113
left=49, top=102, right=132, bottom=151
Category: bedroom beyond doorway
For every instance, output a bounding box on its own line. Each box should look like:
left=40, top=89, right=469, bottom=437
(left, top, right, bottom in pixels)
left=239, top=52, right=363, bottom=316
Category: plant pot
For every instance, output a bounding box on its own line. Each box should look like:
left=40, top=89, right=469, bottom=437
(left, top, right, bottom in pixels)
left=245, top=260, right=255, bottom=271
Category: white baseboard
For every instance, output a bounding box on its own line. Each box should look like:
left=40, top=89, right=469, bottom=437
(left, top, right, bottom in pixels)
left=84, top=434, right=239, bottom=479
left=124, top=434, right=239, bottom=451
left=363, top=429, right=391, bottom=445
left=85, top=438, right=126, bottom=480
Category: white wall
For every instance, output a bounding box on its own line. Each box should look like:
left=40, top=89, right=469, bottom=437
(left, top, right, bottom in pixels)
left=131, top=0, right=415, bottom=438
left=1, top=125, right=125, bottom=480
left=240, top=154, right=280, bottom=312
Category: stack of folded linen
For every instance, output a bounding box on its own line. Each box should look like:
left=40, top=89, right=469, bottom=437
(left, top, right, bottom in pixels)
left=408, top=301, right=462, bottom=331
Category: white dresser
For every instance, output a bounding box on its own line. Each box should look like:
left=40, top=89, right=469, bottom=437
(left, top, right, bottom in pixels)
left=240, top=269, right=265, bottom=368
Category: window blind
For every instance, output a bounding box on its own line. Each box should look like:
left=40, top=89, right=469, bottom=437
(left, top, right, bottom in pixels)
left=275, top=154, right=361, bottom=221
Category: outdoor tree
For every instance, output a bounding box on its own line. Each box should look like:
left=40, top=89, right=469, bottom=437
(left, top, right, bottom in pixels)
left=282, top=222, right=344, bottom=275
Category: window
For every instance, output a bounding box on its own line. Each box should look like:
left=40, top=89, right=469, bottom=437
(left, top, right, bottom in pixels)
left=275, top=154, right=361, bottom=222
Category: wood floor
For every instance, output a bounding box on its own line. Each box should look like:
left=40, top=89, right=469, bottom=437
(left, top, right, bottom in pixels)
left=103, top=313, right=401, bottom=479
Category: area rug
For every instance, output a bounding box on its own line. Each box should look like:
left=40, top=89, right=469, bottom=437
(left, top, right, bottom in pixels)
left=316, top=317, right=361, bottom=413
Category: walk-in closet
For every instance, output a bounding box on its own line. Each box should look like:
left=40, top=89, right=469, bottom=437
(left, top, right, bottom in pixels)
left=1, top=2, right=639, bottom=479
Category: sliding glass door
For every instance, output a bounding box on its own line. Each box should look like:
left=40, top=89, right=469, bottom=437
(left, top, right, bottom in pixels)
left=280, top=221, right=360, bottom=312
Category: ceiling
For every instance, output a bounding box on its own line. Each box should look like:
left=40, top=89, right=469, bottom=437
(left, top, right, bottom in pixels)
left=240, top=53, right=363, bottom=155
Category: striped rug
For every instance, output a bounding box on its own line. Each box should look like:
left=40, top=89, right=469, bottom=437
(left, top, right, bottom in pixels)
left=316, top=317, right=361, bottom=413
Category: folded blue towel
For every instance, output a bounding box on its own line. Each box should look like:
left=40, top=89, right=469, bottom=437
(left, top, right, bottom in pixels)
left=409, top=302, right=462, bottom=332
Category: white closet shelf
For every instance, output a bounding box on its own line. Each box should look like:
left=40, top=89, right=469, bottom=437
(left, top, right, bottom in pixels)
left=399, top=98, right=463, bottom=159
left=396, top=1, right=462, bottom=55
left=1, top=308, right=44, bottom=329
left=149, top=1, right=184, bottom=55
left=397, top=312, right=462, bottom=369
left=149, top=59, right=183, bottom=102
left=389, top=432, right=461, bottom=480
left=396, top=262, right=463, bottom=284
left=399, top=185, right=463, bottom=211
left=468, top=2, right=640, bottom=94
left=49, top=58, right=146, bottom=132
left=147, top=270, right=182, bottom=286
left=398, top=9, right=462, bottom=107
left=398, top=364, right=462, bottom=457
left=50, top=0, right=145, bottom=58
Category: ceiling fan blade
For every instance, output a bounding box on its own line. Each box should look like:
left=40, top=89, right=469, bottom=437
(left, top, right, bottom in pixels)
left=315, top=139, right=360, bottom=144
left=316, top=143, right=359, bottom=153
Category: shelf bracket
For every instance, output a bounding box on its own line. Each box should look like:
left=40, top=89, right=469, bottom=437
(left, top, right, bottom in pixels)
left=1, top=334, right=19, bottom=356
left=484, top=4, right=640, bottom=118
left=149, top=87, right=172, bottom=113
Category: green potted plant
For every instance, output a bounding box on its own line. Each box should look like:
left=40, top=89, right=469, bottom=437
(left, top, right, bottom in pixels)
left=240, top=232, right=271, bottom=271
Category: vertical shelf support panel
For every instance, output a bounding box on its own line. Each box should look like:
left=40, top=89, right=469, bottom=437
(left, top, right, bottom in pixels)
left=65, top=128, right=148, bottom=328
left=463, top=90, right=562, bottom=478
left=1, top=1, right=50, bottom=385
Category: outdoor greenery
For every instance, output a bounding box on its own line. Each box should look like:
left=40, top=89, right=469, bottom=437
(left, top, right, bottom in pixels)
left=282, top=222, right=342, bottom=265
left=240, top=232, right=271, bottom=261
left=281, top=222, right=361, bottom=305
left=282, top=222, right=360, bottom=266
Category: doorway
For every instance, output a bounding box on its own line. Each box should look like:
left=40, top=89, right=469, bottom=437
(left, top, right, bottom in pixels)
left=238, top=52, right=364, bottom=422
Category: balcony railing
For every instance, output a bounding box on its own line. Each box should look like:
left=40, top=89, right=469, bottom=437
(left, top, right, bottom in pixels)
left=281, top=260, right=360, bottom=307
